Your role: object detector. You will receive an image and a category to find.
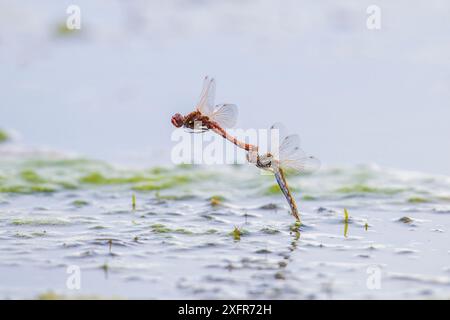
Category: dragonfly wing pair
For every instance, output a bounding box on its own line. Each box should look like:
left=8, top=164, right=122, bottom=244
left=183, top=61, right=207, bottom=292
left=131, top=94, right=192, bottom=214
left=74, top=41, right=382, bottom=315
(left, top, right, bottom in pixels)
left=196, top=76, right=238, bottom=129
left=269, top=123, right=320, bottom=174
left=264, top=123, right=320, bottom=222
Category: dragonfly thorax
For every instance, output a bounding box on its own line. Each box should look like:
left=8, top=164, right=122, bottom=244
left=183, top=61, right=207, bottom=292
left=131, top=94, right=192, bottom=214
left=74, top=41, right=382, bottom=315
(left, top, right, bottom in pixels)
left=182, top=111, right=210, bottom=130
left=256, top=153, right=275, bottom=169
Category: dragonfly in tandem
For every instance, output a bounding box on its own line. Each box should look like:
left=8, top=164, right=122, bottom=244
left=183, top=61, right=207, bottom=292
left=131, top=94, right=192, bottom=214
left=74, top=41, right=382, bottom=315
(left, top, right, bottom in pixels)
left=251, top=123, right=320, bottom=222
left=171, top=76, right=258, bottom=152
left=171, top=77, right=319, bottom=222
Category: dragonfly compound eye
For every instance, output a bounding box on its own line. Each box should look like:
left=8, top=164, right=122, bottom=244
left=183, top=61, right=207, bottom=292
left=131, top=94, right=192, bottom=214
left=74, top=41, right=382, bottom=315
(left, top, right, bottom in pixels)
left=171, top=113, right=184, bottom=128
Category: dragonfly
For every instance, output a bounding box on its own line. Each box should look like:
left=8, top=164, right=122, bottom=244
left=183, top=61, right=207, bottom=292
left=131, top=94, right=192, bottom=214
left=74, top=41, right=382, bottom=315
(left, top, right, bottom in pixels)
left=252, top=123, right=320, bottom=222
left=171, top=76, right=258, bottom=152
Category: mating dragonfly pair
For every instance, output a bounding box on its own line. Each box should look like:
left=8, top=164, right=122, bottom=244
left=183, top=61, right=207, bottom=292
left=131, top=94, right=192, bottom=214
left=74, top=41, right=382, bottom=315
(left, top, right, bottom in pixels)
left=171, top=77, right=320, bottom=222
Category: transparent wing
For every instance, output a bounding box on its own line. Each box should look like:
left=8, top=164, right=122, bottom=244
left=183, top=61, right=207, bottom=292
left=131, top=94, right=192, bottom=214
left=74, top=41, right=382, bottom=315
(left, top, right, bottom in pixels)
left=279, top=145, right=321, bottom=174
left=278, top=134, right=301, bottom=159
left=276, top=132, right=320, bottom=174
left=269, top=122, right=287, bottom=141
left=196, top=76, right=215, bottom=116
left=209, top=104, right=238, bottom=128
left=267, top=123, right=289, bottom=155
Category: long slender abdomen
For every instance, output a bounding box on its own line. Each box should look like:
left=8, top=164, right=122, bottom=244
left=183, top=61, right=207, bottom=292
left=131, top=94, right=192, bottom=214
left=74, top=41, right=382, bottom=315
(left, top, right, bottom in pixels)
left=209, top=122, right=257, bottom=152
left=274, top=168, right=300, bottom=222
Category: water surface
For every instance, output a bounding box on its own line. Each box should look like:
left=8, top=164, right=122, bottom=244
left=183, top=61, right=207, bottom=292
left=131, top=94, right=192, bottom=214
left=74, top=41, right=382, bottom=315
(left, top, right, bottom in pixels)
left=1, top=144, right=449, bottom=299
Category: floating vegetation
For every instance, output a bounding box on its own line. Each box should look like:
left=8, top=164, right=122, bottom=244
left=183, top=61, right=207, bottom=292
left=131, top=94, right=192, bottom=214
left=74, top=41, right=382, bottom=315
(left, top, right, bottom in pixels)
left=174, top=228, right=194, bottom=235
left=209, top=195, right=224, bottom=206
left=20, top=170, right=46, bottom=183
left=263, top=183, right=299, bottom=195
left=149, top=167, right=170, bottom=175
left=398, top=216, right=414, bottom=224
left=365, top=223, right=369, bottom=231
left=0, top=184, right=56, bottom=194
left=155, top=192, right=195, bottom=201
left=90, top=225, right=107, bottom=230
left=15, top=231, right=46, bottom=238
left=260, top=227, right=280, bottom=235
left=72, top=200, right=90, bottom=208
left=274, top=272, right=285, bottom=280
left=408, top=197, right=430, bottom=204
left=0, top=129, right=9, bottom=143
left=259, top=203, right=278, bottom=210
left=265, top=184, right=282, bottom=194
left=150, top=223, right=172, bottom=234
left=11, top=218, right=70, bottom=226
left=133, top=176, right=190, bottom=191
left=132, top=194, right=136, bottom=210
left=79, top=172, right=149, bottom=185
left=150, top=223, right=193, bottom=235
left=337, top=184, right=404, bottom=195
left=264, top=183, right=298, bottom=195
left=0, top=157, right=200, bottom=194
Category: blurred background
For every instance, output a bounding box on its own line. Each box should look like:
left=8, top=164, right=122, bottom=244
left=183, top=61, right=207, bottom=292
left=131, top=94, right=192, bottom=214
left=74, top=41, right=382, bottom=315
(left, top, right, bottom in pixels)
left=1, top=0, right=449, bottom=174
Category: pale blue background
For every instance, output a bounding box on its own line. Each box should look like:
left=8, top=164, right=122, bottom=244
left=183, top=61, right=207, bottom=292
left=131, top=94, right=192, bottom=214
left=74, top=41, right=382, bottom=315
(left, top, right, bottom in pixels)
left=1, top=0, right=449, bottom=174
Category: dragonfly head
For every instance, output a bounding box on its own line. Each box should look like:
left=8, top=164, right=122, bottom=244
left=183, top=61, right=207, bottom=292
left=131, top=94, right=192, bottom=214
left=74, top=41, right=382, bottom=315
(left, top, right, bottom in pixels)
left=171, top=113, right=185, bottom=128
